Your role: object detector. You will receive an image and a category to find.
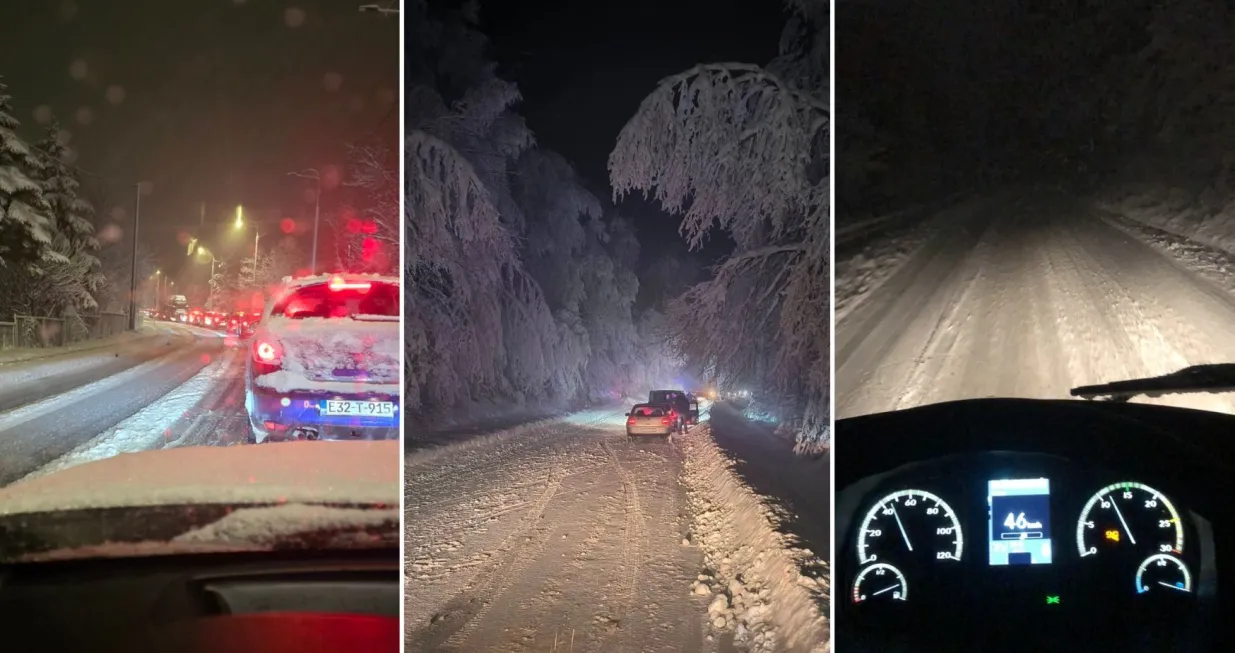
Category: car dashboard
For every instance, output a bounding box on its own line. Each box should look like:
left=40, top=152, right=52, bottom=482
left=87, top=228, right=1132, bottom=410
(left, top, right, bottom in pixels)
left=835, top=398, right=1235, bottom=653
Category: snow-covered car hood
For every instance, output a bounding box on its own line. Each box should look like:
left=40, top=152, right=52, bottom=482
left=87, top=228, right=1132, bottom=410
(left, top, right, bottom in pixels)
left=0, top=440, right=398, bottom=517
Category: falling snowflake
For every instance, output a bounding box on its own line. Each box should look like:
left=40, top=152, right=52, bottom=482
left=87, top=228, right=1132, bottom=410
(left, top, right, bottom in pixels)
left=32, top=105, right=53, bottom=124
left=75, top=107, right=94, bottom=125
left=284, top=7, right=306, bottom=28
left=322, top=72, right=343, bottom=92
left=69, top=59, right=88, bottom=80
left=105, top=85, right=126, bottom=105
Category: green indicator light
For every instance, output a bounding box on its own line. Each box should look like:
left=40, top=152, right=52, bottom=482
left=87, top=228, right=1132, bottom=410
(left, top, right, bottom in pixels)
left=1046, top=595, right=1060, bottom=605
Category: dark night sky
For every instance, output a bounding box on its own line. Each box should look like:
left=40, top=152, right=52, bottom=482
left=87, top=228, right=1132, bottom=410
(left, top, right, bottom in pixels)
left=480, top=0, right=786, bottom=265
left=0, top=0, right=397, bottom=278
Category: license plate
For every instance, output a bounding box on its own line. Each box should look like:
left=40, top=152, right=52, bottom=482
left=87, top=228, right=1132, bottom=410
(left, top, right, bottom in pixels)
left=321, top=400, right=395, bottom=417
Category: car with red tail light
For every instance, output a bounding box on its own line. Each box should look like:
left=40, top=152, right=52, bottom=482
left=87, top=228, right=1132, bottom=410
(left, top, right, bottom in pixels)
left=625, top=403, right=678, bottom=441
left=243, top=273, right=400, bottom=443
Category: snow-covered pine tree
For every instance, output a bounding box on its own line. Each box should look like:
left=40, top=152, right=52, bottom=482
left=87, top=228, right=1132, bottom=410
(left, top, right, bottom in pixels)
left=32, top=120, right=103, bottom=316
left=0, top=78, right=54, bottom=267
left=609, top=0, right=830, bottom=454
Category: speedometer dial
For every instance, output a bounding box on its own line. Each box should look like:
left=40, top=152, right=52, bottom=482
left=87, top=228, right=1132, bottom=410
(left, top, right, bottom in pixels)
left=857, top=489, right=963, bottom=564
left=1076, top=482, right=1184, bottom=559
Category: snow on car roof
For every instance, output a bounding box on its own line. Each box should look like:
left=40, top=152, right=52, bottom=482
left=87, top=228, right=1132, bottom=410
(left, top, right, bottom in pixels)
left=279, top=272, right=400, bottom=289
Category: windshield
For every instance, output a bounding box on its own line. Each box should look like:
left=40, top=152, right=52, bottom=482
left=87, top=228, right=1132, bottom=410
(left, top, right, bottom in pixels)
left=835, top=8, right=1235, bottom=419
left=0, top=1, right=399, bottom=557
left=630, top=404, right=667, bottom=417
left=271, top=282, right=399, bottom=319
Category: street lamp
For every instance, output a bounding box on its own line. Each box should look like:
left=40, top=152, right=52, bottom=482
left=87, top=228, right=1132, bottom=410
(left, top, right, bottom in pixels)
left=234, top=205, right=243, bottom=229
left=128, top=183, right=143, bottom=330
left=252, top=230, right=261, bottom=286
left=288, top=169, right=321, bottom=274
left=233, top=217, right=263, bottom=286
left=196, top=245, right=218, bottom=278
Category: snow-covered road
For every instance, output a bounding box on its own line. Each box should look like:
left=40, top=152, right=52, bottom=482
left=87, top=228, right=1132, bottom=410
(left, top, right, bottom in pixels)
left=405, top=407, right=829, bottom=653
left=0, top=322, right=251, bottom=485
left=837, top=194, right=1235, bottom=418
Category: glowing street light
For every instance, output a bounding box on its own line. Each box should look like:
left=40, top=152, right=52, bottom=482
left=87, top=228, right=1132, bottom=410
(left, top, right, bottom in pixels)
left=234, top=205, right=244, bottom=229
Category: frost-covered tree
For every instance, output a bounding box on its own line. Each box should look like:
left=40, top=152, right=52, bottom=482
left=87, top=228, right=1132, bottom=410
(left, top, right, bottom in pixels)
left=610, top=0, right=830, bottom=452
left=405, top=0, right=674, bottom=418
left=340, top=142, right=399, bottom=273
left=24, top=121, right=104, bottom=317
left=406, top=0, right=562, bottom=414
left=0, top=79, right=54, bottom=270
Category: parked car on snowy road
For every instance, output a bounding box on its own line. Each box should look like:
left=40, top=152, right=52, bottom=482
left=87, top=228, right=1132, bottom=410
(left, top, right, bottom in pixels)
left=244, top=274, right=400, bottom=443
left=625, top=403, right=677, bottom=441
left=648, top=389, right=698, bottom=428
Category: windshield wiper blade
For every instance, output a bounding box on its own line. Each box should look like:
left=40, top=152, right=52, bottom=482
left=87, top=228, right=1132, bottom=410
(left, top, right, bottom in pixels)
left=1071, top=364, right=1235, bottom=402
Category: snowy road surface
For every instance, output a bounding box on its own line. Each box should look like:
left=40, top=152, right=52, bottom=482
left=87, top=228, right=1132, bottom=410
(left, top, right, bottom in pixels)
left=405, top=407, right=829, bottom=653
left=837, top=194, right=1235, bottom=418
left=405, top=408, right=715, bottom=653
left=0, top=322, right=251, bottom=486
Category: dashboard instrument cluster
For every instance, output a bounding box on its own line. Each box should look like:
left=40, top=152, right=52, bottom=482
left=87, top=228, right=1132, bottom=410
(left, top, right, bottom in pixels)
left=839, top=452, right=1216, bottom=644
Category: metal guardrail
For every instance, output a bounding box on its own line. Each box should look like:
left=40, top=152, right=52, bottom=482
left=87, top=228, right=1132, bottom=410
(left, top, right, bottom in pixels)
left=0, top=312, right=130, bottom=351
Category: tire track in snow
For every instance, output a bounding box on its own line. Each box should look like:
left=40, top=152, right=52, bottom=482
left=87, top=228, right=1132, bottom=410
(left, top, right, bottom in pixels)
left=838, top=194, right=1235, bottom=417
left=433, top=468, right=564, bottom=651
left=600, top=438, right=645, bottom=650
left=406, top=410, right=714, bottom=653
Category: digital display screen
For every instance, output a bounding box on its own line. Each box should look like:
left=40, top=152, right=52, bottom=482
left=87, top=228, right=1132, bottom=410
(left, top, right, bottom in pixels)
left=988, top=478, right=1052, bottom=565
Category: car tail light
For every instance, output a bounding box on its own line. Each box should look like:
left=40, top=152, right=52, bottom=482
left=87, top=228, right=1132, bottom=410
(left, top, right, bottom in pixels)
left=661, top=416, right=671, bottom=425
left=627, top=417, right=636, bottom=425
left=329, top=275, right=371, bottom=292
left=204, top=316, right=212, bottom=326
left=253, top=339, right=282, bottom=370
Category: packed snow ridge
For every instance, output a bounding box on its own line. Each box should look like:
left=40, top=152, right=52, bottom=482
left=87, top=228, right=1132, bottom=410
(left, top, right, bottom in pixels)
left=679, top=425, right=830, bottom=653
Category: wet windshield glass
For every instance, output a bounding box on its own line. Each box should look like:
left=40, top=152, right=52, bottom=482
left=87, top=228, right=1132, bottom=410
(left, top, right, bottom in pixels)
left=0, top=1, right=398, bottom=552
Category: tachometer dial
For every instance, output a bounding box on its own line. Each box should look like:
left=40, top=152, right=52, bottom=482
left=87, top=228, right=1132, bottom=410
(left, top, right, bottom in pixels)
left=1076, top=482, right=1184, bottom=559
left=853, top=562, right=908, bottom=603
left=1135, top=554, right=1192, bottom=595
left=857, top=489, right=963, bottom=564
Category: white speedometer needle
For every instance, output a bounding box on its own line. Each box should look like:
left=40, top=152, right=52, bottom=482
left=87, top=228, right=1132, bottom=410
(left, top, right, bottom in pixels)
left=872, top=584, right=901, bottom=596
left=1157, top=581, right=1189, bottom=592
left=1109, top=497, right=1137, bottom=546
left=891, top=504, right=913, bottom=552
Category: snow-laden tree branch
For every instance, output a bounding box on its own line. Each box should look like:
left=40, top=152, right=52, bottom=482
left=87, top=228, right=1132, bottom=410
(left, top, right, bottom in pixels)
left=610, top=62, right=827, bottom=251
left=608, top=2, right=830, bottom=452
left=0, top=80, right=55, bottom=269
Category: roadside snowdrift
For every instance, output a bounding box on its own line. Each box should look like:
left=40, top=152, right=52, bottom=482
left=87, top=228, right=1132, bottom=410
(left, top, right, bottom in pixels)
left=679, top=425, right=829, bottom=653
left=1096, top=184, right=1235, bottom=257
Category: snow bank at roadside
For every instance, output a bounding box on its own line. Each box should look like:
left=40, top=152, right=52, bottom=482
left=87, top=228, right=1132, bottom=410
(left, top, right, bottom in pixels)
left=836, top=213, right=938, bottom=322
left=18, top=349, right=240, bottom=482
left=0, top=326, right=157, bottom=365
left=679, top=424, right=829, bottom=653
left=1095, top=184, right=1235, bottom=257
left=1098, top=209, right=1235, bottom=297
left=0, top=324, right=189, bottom=388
